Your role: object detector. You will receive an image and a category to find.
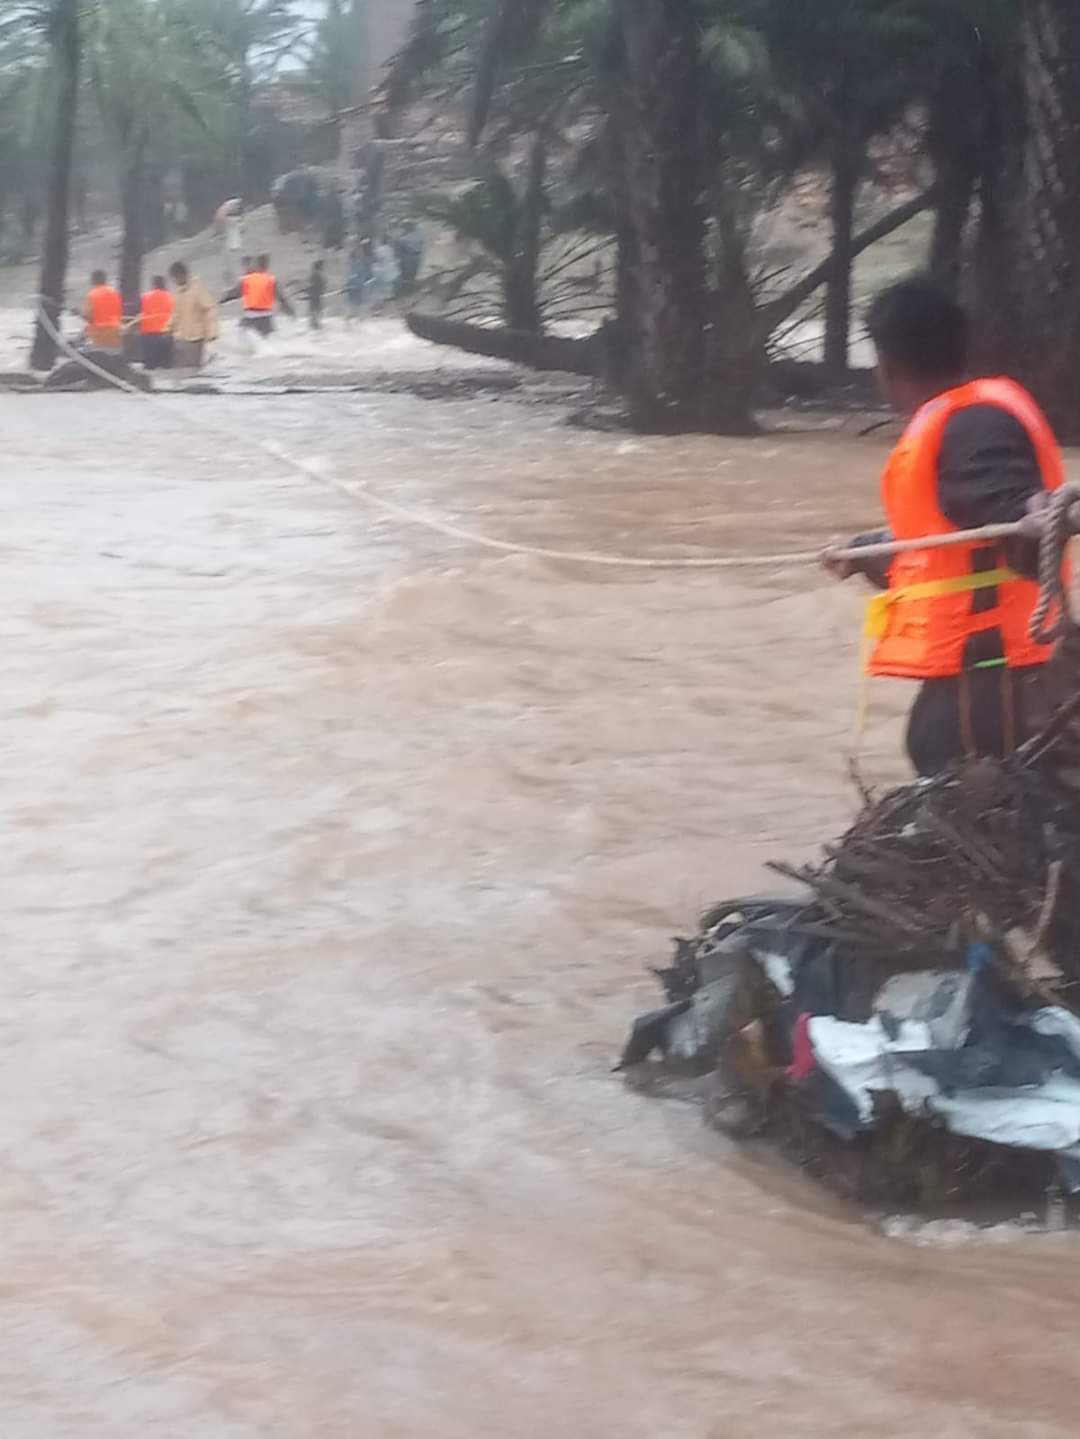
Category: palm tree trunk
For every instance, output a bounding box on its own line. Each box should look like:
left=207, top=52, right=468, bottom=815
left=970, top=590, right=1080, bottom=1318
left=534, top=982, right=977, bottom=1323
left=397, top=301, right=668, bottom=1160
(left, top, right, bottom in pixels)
left=614, top=0, right=712, bottom=432
left=1001, top=1, right=1080, bottom=435
left=926, top=67, right=978, bottom=295
left=30, top=0, right=81, bottom=371
left=968, top=40, right=1023, bottom=372
left=929, top=167, right=974, bottom=294
left=119, top=141, right=147, bottom=319
left=823, top=131, right=864, bottom=379
left=504, top=132, right=546, bottom=334
left=144, top=163, right=166, bottom=253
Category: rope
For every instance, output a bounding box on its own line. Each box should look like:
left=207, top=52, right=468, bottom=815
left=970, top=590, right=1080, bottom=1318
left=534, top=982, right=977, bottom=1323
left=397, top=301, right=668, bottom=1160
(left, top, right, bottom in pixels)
left=32, top=302, right=821, bottom=572
left=1031, top=481, right=1080, bottom=643
left=28, top=306, right=1080, bottom=621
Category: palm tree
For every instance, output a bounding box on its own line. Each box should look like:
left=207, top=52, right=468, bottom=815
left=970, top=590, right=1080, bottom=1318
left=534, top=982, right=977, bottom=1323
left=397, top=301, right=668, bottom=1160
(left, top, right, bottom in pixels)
left=464, top=0, right=722, bottom=430
left=87, top=0, right=218, bottom=316
left=752, top=0, right=928, bottom=377
left=609, top=0, right=712, bottom=430
left=308, top=0, right=354, bottom=148
left=995, top=2, right=1080, bottom=436
left=20, top=0, right=81, bottom=370
left=0, top=20, right=51, bottom=258
left=389, top=0, right=938, bottom=428
left=180, top=0, right=306, bottom=197
left=903, top=0, right=1016, bottom=294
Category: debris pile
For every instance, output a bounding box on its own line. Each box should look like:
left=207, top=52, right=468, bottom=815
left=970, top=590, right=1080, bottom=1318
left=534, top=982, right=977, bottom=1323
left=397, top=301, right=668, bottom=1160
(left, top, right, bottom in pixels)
left=619, top=686, right=1080, bottom=1215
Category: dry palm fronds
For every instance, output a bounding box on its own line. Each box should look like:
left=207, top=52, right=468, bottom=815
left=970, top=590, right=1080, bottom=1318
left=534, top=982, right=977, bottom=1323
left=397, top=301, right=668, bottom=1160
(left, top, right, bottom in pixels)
left=770, top=723, right=1080, bottom=1000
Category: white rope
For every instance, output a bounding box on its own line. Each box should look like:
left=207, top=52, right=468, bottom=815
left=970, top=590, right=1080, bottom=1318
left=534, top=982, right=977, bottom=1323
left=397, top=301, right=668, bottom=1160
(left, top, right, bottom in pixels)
left=32, top=301, right=824, bottom=571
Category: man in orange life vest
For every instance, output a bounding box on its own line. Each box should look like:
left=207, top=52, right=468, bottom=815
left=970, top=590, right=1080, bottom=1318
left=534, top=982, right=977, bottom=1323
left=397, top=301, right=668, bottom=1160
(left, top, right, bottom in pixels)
left=139, top=274, right=175, bottom=370
left=82, top=270, right=123, bottom=351
left=823, top=277, right=1063, bottom=777
left=222, top=252, right=294, bottom=336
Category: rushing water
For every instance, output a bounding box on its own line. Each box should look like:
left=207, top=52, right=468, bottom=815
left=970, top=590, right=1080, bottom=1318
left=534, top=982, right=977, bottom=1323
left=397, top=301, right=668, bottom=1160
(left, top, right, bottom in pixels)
left=2, top=379, right=1079, bottom=1437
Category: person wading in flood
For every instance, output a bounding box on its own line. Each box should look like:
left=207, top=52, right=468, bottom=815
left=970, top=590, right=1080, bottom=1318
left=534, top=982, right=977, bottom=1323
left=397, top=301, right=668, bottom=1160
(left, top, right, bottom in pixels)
left=306, top=258, right=326, bottom=330
left=223, top=252, right=294, bottom=336
left=139, top=275, right=174, bottom=370
left=82, top=270, right=122, bottom=351
left=168, top=261, right=218, bottom=369
left=822, top=276, right=1064, bottom=776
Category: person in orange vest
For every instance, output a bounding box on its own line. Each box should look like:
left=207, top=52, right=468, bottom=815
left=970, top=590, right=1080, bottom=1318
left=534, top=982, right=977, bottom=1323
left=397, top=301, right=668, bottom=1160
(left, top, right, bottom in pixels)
left=222, top=252, right=294, bottom=336
left=139, top=274, right=175, bottom=370
left=822, top=276, right=1063, bottom=776
left=82, top=270, right=123, bottom=351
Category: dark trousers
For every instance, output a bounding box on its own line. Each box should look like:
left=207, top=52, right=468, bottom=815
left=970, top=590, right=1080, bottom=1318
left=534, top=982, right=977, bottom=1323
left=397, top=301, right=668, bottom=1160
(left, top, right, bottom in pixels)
left=905, top=665, right=1047, bottom=777
left=309, top=304, right=322, bottom=330
left=142, top=332, right=173, bottom=370
left=242, top=314, right=273, bottom=336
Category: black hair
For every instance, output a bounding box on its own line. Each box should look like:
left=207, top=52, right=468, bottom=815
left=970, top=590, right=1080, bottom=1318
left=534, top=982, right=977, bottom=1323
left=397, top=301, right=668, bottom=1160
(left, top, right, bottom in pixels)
left=152, top=274, right=167, bottom=290
left=257, top=252, right=270, bottom=270
left=241, top=255, right=252, bottom=271
left=313, top=258, right=324, bottom=270
left=866, top=276, right=968, bottom=379
left=169, top=260, right=188, bottom=283
left=91, top=269, right=107, bottom=286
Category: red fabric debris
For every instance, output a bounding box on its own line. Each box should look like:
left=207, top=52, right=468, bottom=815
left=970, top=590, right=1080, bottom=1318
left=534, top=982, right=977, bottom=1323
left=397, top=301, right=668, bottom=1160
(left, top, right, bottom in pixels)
left=786, top=1011, right=815, bottom=1082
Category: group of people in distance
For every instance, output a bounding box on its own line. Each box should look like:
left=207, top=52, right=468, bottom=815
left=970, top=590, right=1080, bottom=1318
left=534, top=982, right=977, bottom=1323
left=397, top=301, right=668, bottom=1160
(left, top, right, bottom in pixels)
left=79, top=251, right=330, bottom=372
left=82, top=261, right=218, bottom=370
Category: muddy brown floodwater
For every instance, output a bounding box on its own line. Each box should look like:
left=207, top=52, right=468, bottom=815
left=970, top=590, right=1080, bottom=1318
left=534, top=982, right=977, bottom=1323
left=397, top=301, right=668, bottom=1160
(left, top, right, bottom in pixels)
left=2, top=389, right=1079, bottom=1438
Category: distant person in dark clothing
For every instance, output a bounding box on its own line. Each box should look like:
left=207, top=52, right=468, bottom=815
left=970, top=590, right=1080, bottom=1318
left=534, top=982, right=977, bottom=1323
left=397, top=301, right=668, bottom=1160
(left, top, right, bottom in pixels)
left=822, top=276, right=1064, bottom=776
left=394, top=220, right=424, bottom=294
left=307, top=258, right=326, bottom=329
left=345, top=246, right=369, bottom=323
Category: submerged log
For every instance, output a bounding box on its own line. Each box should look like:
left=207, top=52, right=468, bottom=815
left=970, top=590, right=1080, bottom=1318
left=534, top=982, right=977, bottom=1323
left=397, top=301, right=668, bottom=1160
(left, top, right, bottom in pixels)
left=405, top=312, right=602, bottom=376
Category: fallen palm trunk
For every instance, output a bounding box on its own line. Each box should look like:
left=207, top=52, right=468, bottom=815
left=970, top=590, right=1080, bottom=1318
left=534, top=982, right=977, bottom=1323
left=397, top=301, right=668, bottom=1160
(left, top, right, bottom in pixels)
left=405, top=312, right=603, bottom=375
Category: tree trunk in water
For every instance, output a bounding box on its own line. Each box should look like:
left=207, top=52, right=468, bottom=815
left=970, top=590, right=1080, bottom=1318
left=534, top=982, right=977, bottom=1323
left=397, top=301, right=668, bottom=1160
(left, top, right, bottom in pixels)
left=119, top=144, right=147, bottom=320
left=143, top=165, right=166, bottom=253
left=1000, top=2, right=1080, bottom=436
left=823, top=132, right=863, bottom=379
left=504, top=133, right=546, bottom=334
left=30, top=0, right=80, bottom=371
left=406, top=312, right=599, bottom=374
left=706, top=211, right=764, bottom=435
left=614, top=0, right=713, bottom=432
left=929, top=171, right=974, bottom=294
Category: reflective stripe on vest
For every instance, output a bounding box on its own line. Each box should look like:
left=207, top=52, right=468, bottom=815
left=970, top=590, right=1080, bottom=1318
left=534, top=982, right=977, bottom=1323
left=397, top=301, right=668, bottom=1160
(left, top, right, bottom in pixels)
left=868, top=377, right=1066, bottom=680
left=88, top=285, right=122, bottom=330
left=242, top=272, right=275, bottom=312
left=140, top=289, right=174, bottom=335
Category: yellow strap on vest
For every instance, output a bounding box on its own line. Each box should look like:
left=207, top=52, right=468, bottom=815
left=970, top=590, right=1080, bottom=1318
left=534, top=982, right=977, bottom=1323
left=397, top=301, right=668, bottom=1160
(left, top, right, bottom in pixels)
left=856, top=566, right=1017, bottom=736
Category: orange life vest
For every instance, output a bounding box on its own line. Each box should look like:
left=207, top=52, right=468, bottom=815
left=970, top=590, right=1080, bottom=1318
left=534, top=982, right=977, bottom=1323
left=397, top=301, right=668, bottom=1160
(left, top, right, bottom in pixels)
left=86, top=283, right=122, bottom=335
left=241, top=271, right=275, bottom=313
left=140, top=288, right=174, bottom=335
left=868, top=377, right=1065, bottom=680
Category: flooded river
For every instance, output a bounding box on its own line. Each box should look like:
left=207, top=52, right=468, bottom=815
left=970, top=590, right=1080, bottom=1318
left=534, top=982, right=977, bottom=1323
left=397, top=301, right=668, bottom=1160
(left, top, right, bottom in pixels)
left=2, top=382, right=1078, bottom=1436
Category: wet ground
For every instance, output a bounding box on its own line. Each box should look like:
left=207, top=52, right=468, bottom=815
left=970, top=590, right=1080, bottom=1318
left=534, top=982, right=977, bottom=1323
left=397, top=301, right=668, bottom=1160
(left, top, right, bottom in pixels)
left=3, top=373, right=1080, bottom=1437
